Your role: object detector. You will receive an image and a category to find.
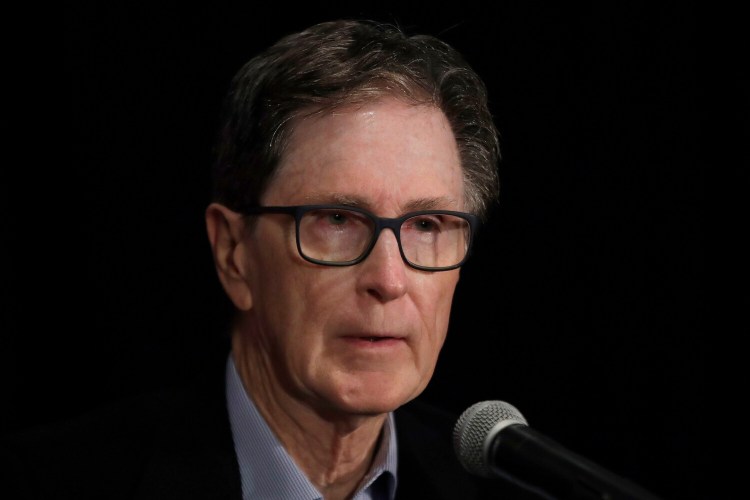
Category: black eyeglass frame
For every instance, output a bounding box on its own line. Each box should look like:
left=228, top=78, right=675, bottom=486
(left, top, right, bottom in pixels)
left=241, top=204, right=479, bottom=272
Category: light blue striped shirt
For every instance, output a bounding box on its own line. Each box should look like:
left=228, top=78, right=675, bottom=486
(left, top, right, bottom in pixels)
left=226, top=356, right=398, bottom=499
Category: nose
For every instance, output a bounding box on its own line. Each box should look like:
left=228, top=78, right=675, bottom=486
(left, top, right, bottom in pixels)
left=356, top=228, right=408, bottom=302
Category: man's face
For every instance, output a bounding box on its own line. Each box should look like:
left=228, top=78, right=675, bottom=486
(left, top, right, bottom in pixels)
left=239, top=98, right=465, bottom=416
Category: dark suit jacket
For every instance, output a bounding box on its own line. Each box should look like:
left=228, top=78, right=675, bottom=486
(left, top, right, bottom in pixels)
left=2, top=360, right=537, bottom=499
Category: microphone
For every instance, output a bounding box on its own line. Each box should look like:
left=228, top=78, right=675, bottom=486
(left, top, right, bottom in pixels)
left=453, top=400, right=662, bottom=500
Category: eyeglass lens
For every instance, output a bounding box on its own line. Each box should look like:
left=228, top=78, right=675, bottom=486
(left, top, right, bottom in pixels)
left=297, top=208, right=470, bottom=268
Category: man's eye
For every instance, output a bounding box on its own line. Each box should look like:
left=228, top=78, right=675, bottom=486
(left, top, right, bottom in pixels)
left=327, top=212, right=348, bottom=224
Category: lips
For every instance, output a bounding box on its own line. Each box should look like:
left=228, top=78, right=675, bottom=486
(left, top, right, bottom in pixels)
left=346, top=333, right=405, bottom=341
left=341, top=333, right=408, bottom=347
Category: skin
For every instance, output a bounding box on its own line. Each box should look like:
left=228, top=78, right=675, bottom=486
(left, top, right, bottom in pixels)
left=206, top=97, right=466, bottom=499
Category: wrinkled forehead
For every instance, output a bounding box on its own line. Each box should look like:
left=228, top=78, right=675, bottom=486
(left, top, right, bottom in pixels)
left=263, top=98, right=465, bottom=213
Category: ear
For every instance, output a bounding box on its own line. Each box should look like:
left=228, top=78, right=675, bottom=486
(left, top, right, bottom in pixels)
left=205, top=203, right=254, bottom=311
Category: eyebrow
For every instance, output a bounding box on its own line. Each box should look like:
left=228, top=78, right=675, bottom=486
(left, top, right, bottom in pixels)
left=407, top=196, right=462, bottom=211
left=300, top=193, right=460, bottom=213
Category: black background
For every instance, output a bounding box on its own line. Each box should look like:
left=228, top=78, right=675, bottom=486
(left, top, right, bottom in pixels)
left=5, top=2, right=703, bottom=499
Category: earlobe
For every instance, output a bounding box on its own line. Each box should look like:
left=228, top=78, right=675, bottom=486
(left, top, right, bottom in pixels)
left=205, top=203, right=254, bottom=311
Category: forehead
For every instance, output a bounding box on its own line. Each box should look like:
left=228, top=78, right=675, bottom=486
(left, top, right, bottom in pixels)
left=263, top=98, right=465, bottom=212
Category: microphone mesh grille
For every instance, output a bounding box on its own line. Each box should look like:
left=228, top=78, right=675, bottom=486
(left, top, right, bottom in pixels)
left=452, top=400, right=527, bottom=477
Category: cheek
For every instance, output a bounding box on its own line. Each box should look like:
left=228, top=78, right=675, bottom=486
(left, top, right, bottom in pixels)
left=246, top=220, right=304, bottom=303
left=243, top=233, right=311, bottom=358
left=430, top=271, right=460, bottom=318
left=252, top=258, right=345, bottom=350
left=416, top=273, right=459, bottom=350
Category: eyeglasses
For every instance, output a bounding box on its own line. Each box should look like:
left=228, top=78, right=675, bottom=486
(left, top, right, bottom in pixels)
left=241, top=204, right=478, bottom=271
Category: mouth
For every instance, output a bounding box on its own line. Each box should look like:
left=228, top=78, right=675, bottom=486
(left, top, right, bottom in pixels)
left=342, top=333, right=407, bottom=347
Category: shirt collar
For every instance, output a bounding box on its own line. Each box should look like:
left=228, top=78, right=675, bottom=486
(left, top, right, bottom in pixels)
left=225, top=355, right=398, bottom=499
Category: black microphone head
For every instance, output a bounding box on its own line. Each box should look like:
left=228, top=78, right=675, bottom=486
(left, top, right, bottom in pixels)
left=453, top=400, right=528, bottom=478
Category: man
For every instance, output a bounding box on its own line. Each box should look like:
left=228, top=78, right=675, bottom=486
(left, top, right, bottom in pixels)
left=3, top=19, right=532, bottom=499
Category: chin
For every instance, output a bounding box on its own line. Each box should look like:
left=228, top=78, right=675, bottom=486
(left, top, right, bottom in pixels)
left=336, top=399, right=406, bottom=417
left=330, top=373, right=427, bottom=416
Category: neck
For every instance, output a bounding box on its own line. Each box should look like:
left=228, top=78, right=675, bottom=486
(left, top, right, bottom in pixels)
left=232, top=330, right=388, bottom=500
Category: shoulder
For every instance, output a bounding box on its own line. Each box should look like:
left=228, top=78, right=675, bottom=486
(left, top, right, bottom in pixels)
left=1, top=389, right=174, bottom=499
left=1, top=370, right=240, bottom=500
